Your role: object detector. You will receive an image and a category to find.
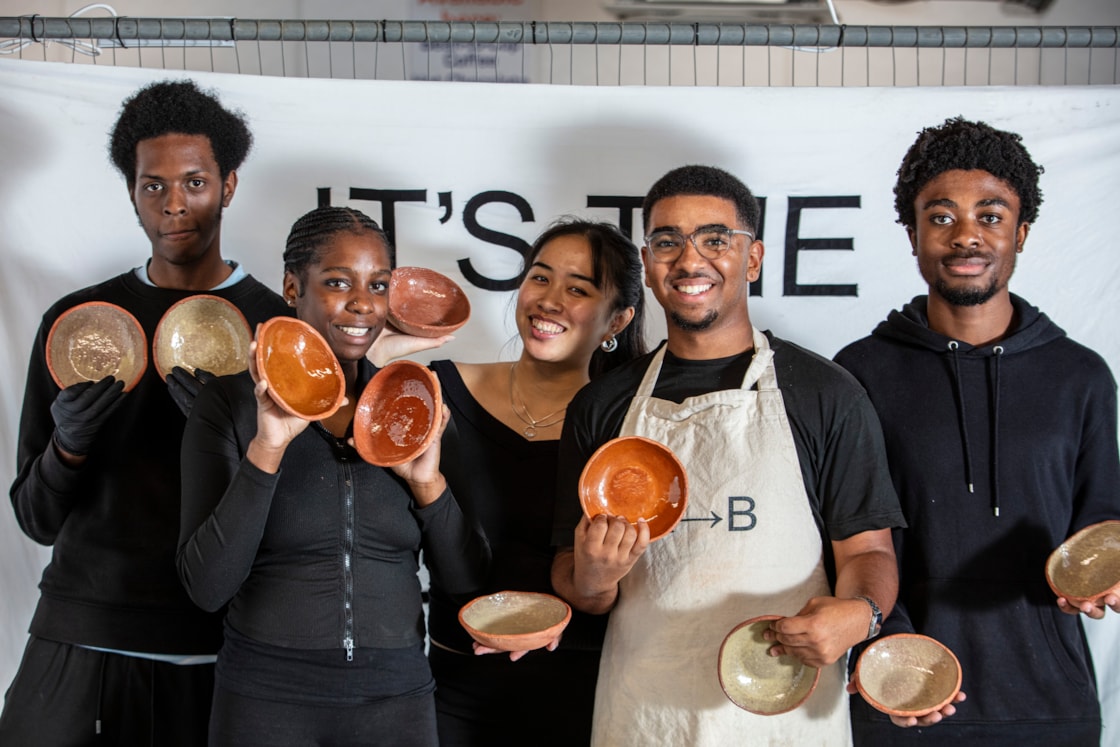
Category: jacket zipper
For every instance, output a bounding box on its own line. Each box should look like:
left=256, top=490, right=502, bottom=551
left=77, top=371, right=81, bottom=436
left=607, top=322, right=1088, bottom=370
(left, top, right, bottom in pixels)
left=342, top=459, right=355, bottom=662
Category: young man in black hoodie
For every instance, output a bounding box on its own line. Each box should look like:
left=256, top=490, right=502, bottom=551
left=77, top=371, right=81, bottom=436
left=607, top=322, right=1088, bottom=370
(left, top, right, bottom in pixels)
left=835, top=117, right=1120, bottom=745
left=0, top=80, right=289, bottom=744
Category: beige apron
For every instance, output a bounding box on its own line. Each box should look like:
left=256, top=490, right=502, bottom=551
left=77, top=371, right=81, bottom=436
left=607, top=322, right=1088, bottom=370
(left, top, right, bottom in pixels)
left=590, top=328, right=851, bottom=747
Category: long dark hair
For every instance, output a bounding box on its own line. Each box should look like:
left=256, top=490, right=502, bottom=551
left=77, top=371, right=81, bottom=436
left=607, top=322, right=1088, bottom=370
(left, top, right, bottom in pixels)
left=519, top=218, right=647, bottom=378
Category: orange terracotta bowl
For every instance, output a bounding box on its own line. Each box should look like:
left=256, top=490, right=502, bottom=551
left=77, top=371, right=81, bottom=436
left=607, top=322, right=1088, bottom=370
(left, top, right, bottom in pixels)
left=46, top=301, right=147, bottom=391
left=153, top=294, right=252, bottom=380
left=855, top=634, right=963, bottom=719
left=718, top=615, right=820, bottom=715
left=459, top=591, right=572, bottom=653
left=388, top=266, right=471, bottom=338
left=255, top=317, right=345, bottom=421
left=354, top=360, right=442, bottom=467
left=578, top=435, right=688, bottom=541
left=1046, top=520, right=1120, bottom=605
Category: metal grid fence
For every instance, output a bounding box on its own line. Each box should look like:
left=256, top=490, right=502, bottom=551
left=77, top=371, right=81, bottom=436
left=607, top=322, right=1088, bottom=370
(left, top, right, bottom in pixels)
left=1, top=16, right=1118, bottom=86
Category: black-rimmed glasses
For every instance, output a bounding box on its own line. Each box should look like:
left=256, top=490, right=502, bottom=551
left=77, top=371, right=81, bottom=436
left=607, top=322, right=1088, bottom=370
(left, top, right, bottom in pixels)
left=643, top=228, right=754, bottom=263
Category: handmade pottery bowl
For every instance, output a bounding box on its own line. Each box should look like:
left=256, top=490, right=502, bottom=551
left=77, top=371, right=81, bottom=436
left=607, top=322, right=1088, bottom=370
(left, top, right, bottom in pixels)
left=855, top=634, right=963, bottom=718
left=578, top=435, right=688, bottom=541
left=153, top=294, right=252, bottom=380
left=254, top=317, right=345, bottom=421
left=718, top=615, right=820, bottom=715
left=46, top=301, right=147, bottom=391
left=388, top=266, right=471, bottom=338
left=459, top=591, right=572, bottom=653
left=354, top=359, right=442, bottom=467
left=1046, top=520, right=1120, bottom=605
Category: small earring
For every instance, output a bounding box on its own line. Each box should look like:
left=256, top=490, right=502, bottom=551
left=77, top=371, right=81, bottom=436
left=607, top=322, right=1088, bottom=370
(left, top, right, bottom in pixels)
left=600, top=336, right=618, bottom=353
left=286, top=297, right=295, bottom=307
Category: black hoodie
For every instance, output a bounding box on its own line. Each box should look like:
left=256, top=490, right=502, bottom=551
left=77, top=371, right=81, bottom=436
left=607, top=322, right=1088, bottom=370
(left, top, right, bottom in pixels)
left=835, top=294, right=1118, bottom=744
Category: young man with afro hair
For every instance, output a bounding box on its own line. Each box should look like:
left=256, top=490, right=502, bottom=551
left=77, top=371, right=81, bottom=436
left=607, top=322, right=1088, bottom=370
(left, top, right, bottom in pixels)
left=0, top=79, right=289, bottom=744
left=836, top=117, right=1120, bottom=745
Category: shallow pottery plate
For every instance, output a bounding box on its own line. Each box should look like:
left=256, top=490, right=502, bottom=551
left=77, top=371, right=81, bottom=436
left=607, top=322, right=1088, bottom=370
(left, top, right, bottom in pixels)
left=388, top=266, right=471, bottom=338
left=153, top=294, right=252, bottom=380
left=255, top=317, right=345, bottom=421
left=718, top=615, right=820, bottom=715
left=46, top=301, right=147, bottom=391
left=855, top=634, right=963, bottom=718
left=353, top=359, right=442, bottom=467
left=459, top=591, right=572, bottom=653
left=1045, top=520, right=1120, bottom=605
left=578, top=435, right=688, bottom=541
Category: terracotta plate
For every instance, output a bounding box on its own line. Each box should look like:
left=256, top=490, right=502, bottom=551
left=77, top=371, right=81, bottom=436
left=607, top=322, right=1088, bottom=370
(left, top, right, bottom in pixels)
left=1046, top=520, right=1120, bottom=605
left=388, top=266, right=471, bottom=338
left=718, top=615, right=820, bottom=715
left=255, top=317, right=345, bottom=421
left=46, top=301, right=147, bottom=391
left=459, top=591, right=572, bottom=653
left=153, top=294, right=252, bottom=380
left=578, top=435, right=688, bottom=541
left=855, top=634, right=962, bottom=718
left=354, top=359, right=442, bottom=467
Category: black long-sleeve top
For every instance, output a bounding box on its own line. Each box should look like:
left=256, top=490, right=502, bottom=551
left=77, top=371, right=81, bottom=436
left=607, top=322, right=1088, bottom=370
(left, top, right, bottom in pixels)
left=9, top=270, right=288, bottom=654
left=177, top=359, right=490, bottom=653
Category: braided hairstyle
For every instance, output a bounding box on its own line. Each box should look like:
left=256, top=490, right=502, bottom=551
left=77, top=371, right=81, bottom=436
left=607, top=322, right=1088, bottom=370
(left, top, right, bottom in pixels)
left=283, top=207, right=393, bottom=295
left=642, top=165, right=762, bottom=236
left=520, top=218, right=647, bottom=378
left=109, top=79, right=252, bottom=189
left=894, top=116, right=1044, bottom=229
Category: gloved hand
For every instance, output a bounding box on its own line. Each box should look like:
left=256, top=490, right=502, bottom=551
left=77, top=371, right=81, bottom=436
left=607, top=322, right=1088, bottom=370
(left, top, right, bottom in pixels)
left=50, top=376, right=128, bottom=457
left=167, top=366, right=217, bottom=418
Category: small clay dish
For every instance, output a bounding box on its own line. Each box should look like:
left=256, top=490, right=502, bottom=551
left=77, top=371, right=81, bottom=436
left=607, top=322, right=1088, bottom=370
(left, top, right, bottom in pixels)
left=153, top=295, right=252, bottom=380
left=354, top=359, right=442, bottom=467
left=855, top=634, right=963, bottom=719
left=578, top=435, right=688, bottom=541
left=255, top=317, right=345, bottom=421
left=459, top=591, right=572, bottom=653
left=46, top=301, right=147, bottom=391
left=1045, top=520, right=1120, bottom=605
left=388, top=266, right=471, bottom=338
left=718, top=615, right=820, bottom=715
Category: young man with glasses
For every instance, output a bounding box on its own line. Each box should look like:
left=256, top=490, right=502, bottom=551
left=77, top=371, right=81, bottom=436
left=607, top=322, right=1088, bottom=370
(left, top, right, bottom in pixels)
left=551, top=165, right=905, bottom=745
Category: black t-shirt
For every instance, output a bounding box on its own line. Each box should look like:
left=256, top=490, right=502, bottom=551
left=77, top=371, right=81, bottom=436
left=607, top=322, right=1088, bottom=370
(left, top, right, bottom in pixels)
left=552, top=333, right=905, bottom=573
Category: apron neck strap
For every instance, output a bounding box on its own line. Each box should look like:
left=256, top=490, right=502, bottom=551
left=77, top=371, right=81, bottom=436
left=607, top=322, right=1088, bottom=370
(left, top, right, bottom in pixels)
left=637, top=328, right=776, bottom=398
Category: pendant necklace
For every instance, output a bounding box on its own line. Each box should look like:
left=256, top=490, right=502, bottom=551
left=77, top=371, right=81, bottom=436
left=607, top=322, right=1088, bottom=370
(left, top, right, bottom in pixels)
left=508, top=362, right=567, bottom=439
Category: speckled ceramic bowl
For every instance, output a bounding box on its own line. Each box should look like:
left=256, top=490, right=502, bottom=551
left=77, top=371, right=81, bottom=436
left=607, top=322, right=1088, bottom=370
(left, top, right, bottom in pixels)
left=46, top=301, right=147, bottom=391
left=855, top=634, right=962, bottom=718
left=578, top=435, right=688, bottom=541
left=153, top=294, right=251, bottom=380
left=353, top=359, right=442, bottom=467
left=388, top=266, right=471, bottom=338
left=718, top=615, right=820, bottom=715
left=1046, top=520, right=1120, bottom=605
left=255, top=316, right=345, bottom=421
left=459, top=591, right=572, bottom=652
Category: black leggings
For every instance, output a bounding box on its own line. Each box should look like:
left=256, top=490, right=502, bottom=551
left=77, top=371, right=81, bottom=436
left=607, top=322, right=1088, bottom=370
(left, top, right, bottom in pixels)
left=208, top=683, right=438, bottom=747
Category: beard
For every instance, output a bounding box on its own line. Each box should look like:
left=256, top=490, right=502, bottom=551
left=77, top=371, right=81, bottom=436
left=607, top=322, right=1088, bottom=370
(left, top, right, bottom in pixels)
left=670, top=309, right=718, bottom=332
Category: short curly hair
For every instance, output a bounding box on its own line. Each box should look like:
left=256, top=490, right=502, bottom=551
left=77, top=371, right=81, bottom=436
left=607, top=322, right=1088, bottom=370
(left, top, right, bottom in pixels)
left=642, top=165, right=761, bottom=235
left=108, top=79, right=252, bottom=188
left=894, top=116, right=1043, bottom=229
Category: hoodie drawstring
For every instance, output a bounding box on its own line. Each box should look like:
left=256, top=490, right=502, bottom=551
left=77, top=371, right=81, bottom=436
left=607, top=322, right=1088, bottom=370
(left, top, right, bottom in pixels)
left=991, top=346, right=1004, bottom=517
left=946, top=341, right=976, bottom=496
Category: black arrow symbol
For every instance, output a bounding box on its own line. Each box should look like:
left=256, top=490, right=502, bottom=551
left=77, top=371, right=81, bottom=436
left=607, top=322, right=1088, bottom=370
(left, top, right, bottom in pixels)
left=680, top=511, right=722, bottom=528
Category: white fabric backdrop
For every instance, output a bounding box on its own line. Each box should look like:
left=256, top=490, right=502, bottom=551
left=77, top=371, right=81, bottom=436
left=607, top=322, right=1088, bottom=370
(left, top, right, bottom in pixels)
left=1, top=58, right=1117, bottom=736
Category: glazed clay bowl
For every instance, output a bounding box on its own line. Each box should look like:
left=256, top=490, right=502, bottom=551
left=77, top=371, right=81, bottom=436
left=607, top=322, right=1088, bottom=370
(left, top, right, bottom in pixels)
left=855, top=634, right=963, bottom=719
left=388, top=266, right=471, bottom=338
left=1045, top=520, right=1120, bottom=605
left=153, top=294, right=252, bottom=380
left=354, top=359, right=442, bottom=467
left=578, top=435, right=688, bottom=541
left=255, top=317, right=345, bottom=421
left=459, top=591, right=572, bottom=653
left=718, top=615, right=820, bottom=715
left=46, top=301, right=147, bottom=391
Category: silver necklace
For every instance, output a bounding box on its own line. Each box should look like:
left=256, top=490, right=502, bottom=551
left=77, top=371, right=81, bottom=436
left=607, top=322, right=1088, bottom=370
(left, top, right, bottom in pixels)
left=508, top=362, right=567, bottom=438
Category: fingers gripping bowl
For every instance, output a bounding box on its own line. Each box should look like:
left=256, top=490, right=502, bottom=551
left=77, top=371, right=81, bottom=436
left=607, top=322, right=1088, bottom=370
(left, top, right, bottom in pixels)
left=255, top=317, right=346, bottom=421
left=854, top=634, right=963, bottom=719
left=718, top=615, right=821, bottom=715
left=578, top=436, right=688, bottom=541
left=1045, top=520, right=1120, bottom=606
left=46, top=301, right=147, bottom=391
left=353, top=360, right=442, bottom=467
left=459, top=591, right=572, bottom=652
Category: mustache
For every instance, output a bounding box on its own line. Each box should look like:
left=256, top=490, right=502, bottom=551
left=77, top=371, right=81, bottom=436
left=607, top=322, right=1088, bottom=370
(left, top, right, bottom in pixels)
left=669, top=270, right=719, bottom=283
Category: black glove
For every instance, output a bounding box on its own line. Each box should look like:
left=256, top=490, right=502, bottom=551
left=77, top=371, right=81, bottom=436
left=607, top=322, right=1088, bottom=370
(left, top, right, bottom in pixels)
left=167, top=366, right=217, bottom=419
left=50, top=376, right=128, bottom=457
